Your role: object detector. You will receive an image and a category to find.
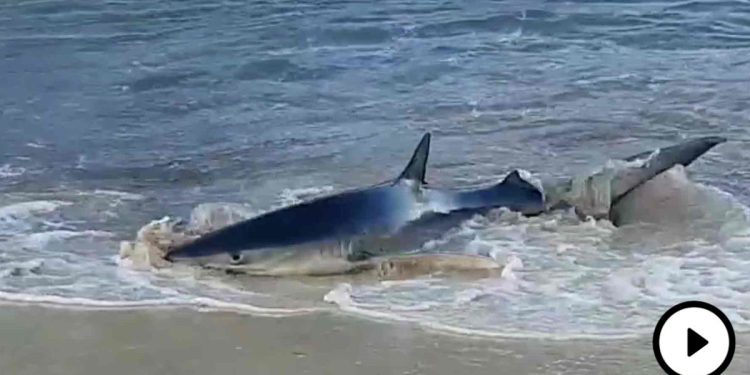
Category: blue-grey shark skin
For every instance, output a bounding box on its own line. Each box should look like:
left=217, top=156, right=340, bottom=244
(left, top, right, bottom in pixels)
left=544, top=136, right=727, bottom=221
left=165, top=133, right=544, bottom=272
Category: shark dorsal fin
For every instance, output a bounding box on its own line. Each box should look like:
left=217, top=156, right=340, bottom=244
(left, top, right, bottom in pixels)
left=397, top=133, right=431, bottom=184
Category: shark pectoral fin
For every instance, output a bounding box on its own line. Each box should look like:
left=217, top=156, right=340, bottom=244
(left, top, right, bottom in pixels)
left=396, top=132, right=430, bottom=184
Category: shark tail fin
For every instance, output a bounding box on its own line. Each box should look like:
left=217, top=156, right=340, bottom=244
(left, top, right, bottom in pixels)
left=397, top=132, right=430, bottom=184
left=624, top=136, right=726, bottom=166
left=612, top=136, right=727, bottom=202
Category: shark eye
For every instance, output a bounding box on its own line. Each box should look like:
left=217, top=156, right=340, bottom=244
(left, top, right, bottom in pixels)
left=229, top=253, right=244, bottom=265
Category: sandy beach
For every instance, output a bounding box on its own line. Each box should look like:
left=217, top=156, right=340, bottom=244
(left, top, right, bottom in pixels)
left=0, top=305, right=746, bottom=375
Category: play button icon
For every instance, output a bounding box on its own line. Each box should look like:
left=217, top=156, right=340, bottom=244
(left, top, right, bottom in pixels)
left=687, top=328, right=708, bottom=357
left=653, top=301, right=735, bottom=375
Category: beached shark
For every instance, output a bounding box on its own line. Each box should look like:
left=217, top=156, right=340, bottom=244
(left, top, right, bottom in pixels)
left=163, top=134, right=725, bottom=275
left=165, top=133, right=545, bottom=275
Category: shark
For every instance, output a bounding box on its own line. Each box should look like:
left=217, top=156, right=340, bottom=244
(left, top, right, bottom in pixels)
left=163, top=133, right=725, bottom=275
left=165, top=133, right=544, bottom=275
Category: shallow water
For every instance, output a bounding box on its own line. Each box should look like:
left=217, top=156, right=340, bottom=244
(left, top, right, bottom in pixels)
left=2, top=0, right=750, bottom=339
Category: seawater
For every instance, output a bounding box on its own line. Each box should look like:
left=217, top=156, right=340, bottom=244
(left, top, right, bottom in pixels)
left=2, top=0, right=750, bottom=339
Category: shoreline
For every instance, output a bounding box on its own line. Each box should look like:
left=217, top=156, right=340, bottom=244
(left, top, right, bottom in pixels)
left=3, top=305, right=748, bottom=374
left=0, top=298, right=643, bottom=341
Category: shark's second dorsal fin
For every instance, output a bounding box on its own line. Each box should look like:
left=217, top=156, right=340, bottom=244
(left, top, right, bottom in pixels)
left=397, top=132, right=430, bottom=184
left=499, top=170, right=544, bottom=198
left=501, top=170, right=526, bottom=187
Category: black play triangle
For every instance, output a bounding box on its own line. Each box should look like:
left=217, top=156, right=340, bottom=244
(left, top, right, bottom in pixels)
left=687, top=328, right=708, bottom=357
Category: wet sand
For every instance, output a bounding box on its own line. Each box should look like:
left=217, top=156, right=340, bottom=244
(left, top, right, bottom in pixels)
left=0, top=305, right=747, bottom=375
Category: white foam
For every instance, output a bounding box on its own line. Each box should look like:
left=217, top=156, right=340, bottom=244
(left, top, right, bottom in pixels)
left=500, top=255, right=523, bottom=280
left=188, top=202, right=256, bottom=231
left=379, top=279, right=438, bottom=289
left=323, top=282, right=642, bottom=340
left=25, top=142, right=46, bottom=149
left=603, top=269, right=643, bottom=302
left=0, top=290, right=320, bottom=316
left=0, top=200, right=72, bottom=235
left=0, top=200, right=71, bottom=220
left=0, top=164, right=25, bottom=178
left=0, top=291, right=323, bottom=317
left=184, top=296, right=322, bottom=316
left=88, top=190, right=144, bottom=201
left=453, top=288, right=488, bottom=305
left=17, top=230, right=113, bottom=249
left=277, top=186, right=335, bottom=207
left=0, top=290, right=186, bottom=309
left=0, top=196, right=331, bottom=319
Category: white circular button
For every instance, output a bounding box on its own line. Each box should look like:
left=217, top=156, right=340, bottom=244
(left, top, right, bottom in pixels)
left=653, top=301, right=735, bottom=375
